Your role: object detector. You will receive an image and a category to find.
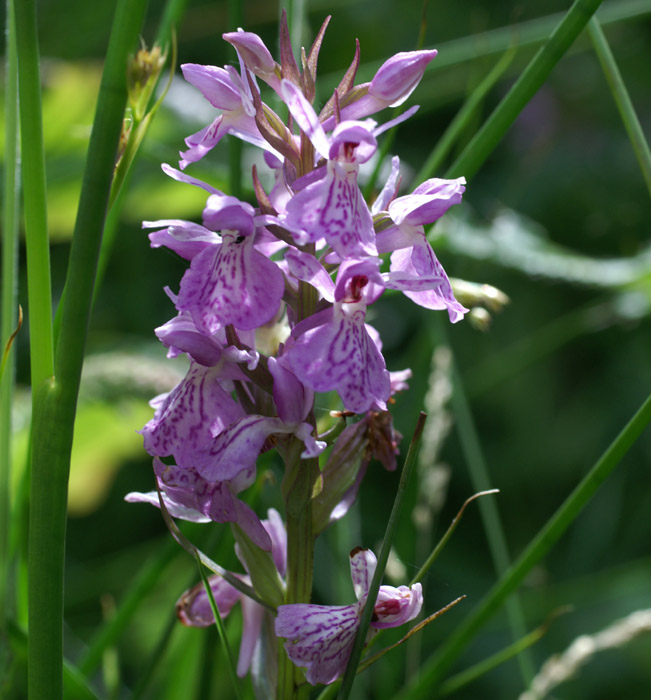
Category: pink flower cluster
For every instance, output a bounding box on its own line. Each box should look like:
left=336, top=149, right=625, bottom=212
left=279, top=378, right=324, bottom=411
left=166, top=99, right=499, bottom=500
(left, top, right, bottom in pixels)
left=128, top=14, right=465, bottom=688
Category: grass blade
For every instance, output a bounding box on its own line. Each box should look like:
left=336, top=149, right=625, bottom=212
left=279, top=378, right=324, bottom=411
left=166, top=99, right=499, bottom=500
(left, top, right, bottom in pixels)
left=446, top=0, right=606, bottom=180
left=395, top=390, right=651, bottom=699
left=27, top=1, right=149, bottom=697
left=587, top=16, right=651, bottom=199
left=337, top=412, right=427, bottom=700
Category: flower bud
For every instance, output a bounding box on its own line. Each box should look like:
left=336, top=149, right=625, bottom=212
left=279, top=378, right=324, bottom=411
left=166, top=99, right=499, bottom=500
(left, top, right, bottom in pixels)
left=223, top=29, right=278, bottom=78
left=127, top=43, right=167, bottom=121
left=369, top=49, right=437, bottom=107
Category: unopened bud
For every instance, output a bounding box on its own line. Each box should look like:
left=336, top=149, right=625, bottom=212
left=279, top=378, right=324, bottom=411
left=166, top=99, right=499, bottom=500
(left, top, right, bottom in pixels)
left=468, top=307, right=492, bottom=332
left=223, top=29, right=278, bottom=78
left=369, top=49, right=437, bottom=107
left=127, top=43, right=167, bottom=121
left=450, top=278, right=510, bottom=313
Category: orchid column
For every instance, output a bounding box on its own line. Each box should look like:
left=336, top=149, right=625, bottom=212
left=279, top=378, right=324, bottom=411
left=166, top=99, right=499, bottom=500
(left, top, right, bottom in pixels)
left=128, top=13, right=468, bottom=698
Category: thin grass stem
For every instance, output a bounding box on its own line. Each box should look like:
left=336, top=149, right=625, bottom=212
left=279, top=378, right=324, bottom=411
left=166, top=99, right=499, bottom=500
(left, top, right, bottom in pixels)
left=337, top=412, right=427, bottom=700
left=444, top=324, right=535, bottom=683
left=446, top=0, right=606, bottom=180
left=14, top=0, right=54, bottom=388
left=27, top=1, right=148, bottom=697
left=1, top=0, right=21, bottom=635
left=395, top=390, right=651, bottom=699
left=414, top=48, right=515, bottom=183
left=409, top=490, right=500, bottom=586
left=155, top=0, right=190, bottom=47
left=437, top=607, right=571, bottom=697
left=196, top=554, right=244, bottom=700
left=587, top=17, right=651, bottom=199
left=78, top=538, right=179, bottom=677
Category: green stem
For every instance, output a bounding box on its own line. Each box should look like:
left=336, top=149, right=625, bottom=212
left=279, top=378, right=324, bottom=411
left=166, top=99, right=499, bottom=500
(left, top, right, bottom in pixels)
left=446, top=328, right=534, bottom=684
left=281, top=452, right=319, bottom=699
left=14, top=0, right=54, bottom=388
left=155, top=0, right=189, bottom=47
left=437, top=609, right=567, bottom=697
left=196, top=554, right=244, bottom=700
left=27, top=1, right=148, bottom=698
left=1, top=0, right=20, bottom=634
left=587, top=16, right=651, bottom=199
left=414, top=48, right=515, bottom=183
left=337, top=413, right=427, bottom=700
left=284, top=0, right=306, bottom=56
left=395, top=390, right=651, bottom=699
left=446, top=0, right=606, bottom=180
left=79, top=537, right=178, bottom=677
left=409, top=490, right=499, bottom=586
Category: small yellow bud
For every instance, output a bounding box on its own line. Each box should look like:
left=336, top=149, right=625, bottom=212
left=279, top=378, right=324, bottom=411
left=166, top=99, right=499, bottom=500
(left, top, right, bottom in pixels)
left=127, top=43, right=167, bottom=121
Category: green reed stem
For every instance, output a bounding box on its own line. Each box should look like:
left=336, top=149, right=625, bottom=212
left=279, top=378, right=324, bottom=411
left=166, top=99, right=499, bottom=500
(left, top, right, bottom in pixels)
left=446, top=332, right=534, bottom=683
left=79, top=537, right=178, bottom=677
left=446, top=0, right=605, bottom=180
left=284, top=0, right=306, bottom=56
left=155, top=0, right=189, bottom=47
left=1, top=0, right=20, bottom=635
left=337, top=412, right=427, bottom=700
left=27, top=1, right=148, bottom=698
left=436, top=609, right=568, bottom=697
left=396, top=390, right=651, bottom=699
left=14, top=0, right=54, bottom=388
left=196, top=554, right=244, bottom=700
left=415, top=48, right=515, bottom=183
left=587, top=17, right=651, bottom=199
left=409, top=490, right=499, bottom=586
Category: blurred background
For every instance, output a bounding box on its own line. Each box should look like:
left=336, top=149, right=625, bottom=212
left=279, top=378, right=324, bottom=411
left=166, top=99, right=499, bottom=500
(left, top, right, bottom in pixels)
left=3, top=0, right=651, bottom=698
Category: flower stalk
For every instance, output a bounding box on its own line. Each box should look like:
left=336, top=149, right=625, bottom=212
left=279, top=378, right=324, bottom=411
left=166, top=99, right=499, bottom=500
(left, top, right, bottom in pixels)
left=25, top=0, right=148, bottom=697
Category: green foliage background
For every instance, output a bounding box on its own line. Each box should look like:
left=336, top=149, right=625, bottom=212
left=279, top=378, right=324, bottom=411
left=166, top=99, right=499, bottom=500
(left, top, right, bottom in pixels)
left=3, top=1, right=651, bottom=698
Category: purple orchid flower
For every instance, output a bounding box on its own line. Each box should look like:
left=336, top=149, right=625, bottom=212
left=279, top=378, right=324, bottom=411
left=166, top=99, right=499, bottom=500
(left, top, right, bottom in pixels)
left=176, top=509, right=286, bottom=677
left=194, top=355, right=326, bottom=483
left=279, top=80, right=379, bottom=258
left=285, top=257, right=391, bottom=413
left=275, top=547, right=422, bottom=685
left=155, top=311, right=258, bottom=370
left=125, top=457, right=272, bottom=551
left=170, top=193, right=285, bottom=335
left=140, top=361, right=245, bottom=469
left=375, top=164, right=469, bottom=323
left=223, top=28, right=281, bottom=94
left=179, top=61, right=280, bottom=168
left=321, top=49, right=437, bottom=129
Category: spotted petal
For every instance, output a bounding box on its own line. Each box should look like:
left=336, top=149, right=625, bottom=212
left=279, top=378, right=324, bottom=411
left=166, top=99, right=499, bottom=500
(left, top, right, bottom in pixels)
left=275, top=603, right=361, bottom=685
left=141, top=363, right=244, bottom=468
left=287, top=304, right=390, bottom=413
left=177, top=232, right=285, bottom=334
left=284, top=161, right=377, bottom=259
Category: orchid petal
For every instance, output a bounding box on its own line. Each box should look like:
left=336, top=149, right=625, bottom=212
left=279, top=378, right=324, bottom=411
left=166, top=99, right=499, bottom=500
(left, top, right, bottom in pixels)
left=371, top=583, right=423, bottom=629
left=177, top=232, right=285, bottom=334
left=372, top=155, right=401, bottom=214
left=284, top=248, right=335, bottom=302
left=369, top=50, right=438, bottom=107
left=280, top=79, right=330, bottom=159
left=141, top=363, right=244, bottom=468
left=287, top=304, right=390, bottom=413
left=275, top=603, right=361, bottom=685
left=176, top=574, right=242, bottom=627
left=124, top=489, right=210, bottom=523
left=145, top=220, right=220, bottom=260
left=350, top=547, right=377, bottom=600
